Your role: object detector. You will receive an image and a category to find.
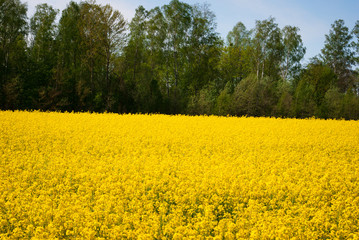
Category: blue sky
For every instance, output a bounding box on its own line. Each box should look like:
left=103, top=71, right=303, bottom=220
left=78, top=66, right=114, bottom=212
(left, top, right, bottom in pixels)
left=27, top=0, right=359, bottom=62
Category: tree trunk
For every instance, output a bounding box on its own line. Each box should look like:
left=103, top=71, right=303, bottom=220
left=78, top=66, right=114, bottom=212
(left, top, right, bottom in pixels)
left=261, top=60, right=265, bottom=80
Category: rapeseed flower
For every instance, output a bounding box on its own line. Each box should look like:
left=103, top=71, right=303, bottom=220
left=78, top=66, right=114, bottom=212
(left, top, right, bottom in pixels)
left=0, top=111, right=358, bottom=239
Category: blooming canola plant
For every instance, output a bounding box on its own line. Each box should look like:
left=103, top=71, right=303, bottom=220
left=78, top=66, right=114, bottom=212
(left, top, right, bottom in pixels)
left=0, top=111, right=358, bottom=239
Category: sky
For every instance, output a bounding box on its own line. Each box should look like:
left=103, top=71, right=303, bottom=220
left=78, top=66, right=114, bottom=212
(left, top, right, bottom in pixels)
left=26, top=0, right=359, bottom=63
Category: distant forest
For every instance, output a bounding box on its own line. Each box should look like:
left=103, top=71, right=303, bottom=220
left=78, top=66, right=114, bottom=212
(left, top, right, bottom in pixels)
left=1, top=0, right=359, bottom=119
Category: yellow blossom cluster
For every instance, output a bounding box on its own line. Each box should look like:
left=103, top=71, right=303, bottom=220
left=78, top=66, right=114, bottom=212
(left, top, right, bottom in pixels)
left=0, top=111, right=359, bottom=239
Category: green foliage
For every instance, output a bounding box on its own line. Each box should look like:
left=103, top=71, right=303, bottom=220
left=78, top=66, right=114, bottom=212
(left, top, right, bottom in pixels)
left=0, top=0, right=358, bottom=119
left=274, top=80, right=293, bottom=117
left=185, top=3, right=222, bottom=93
left=301, top=61, right=337, bottom=106
left=232, top=74, right=277, bottom=117
left=56, top=1, right=82, bottom=110
left=341, top=90, right=359, bottom=119
left=30, top=4, right=59, bottom=63
left=124, top=6, right=156, bottom=113
left=0, top=0, right=28, bottom=109
left=323, top=87, right=343, bottom=119
left=220, top=22, right=251, bottom=90
left=227, top=22, right=251, bottom=47
left=216, top=82, right=232, bottom=116
left=321, top=19, right=355, bottom=92
left=187, top=82, right=217, bottom=115
left=27, top=3, right=59, bottom=110
left=252, top=17, right=283, bottom=80
left=353, top=21, right=359, bottom=64
left=280, top=26, right=306, bottom=81
left=293, top=77, right=317, bottom=118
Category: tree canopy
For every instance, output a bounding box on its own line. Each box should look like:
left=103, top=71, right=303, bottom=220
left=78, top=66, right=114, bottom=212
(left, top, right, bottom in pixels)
left=1, top=0, right=358, bottom=119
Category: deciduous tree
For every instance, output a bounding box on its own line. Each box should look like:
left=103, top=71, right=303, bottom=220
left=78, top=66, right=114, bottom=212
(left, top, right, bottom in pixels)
left=321, top=19, right=354, bottom=92
left=0, top=0, right=27, bottom=108
left=252, top=17, right=282, bottom=80
left=280, top=26, right=305, bottom=81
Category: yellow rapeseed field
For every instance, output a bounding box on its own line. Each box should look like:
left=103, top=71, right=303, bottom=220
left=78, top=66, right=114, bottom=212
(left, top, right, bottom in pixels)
left=0, top=111, right=359, bottom=239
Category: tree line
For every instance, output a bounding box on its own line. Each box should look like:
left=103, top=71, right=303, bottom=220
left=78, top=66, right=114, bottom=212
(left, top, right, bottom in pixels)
left=1, top=0, right=359, bottom=119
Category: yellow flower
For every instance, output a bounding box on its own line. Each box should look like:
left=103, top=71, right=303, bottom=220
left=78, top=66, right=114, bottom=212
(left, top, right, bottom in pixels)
left=0, top=110, right=358, bottom=239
